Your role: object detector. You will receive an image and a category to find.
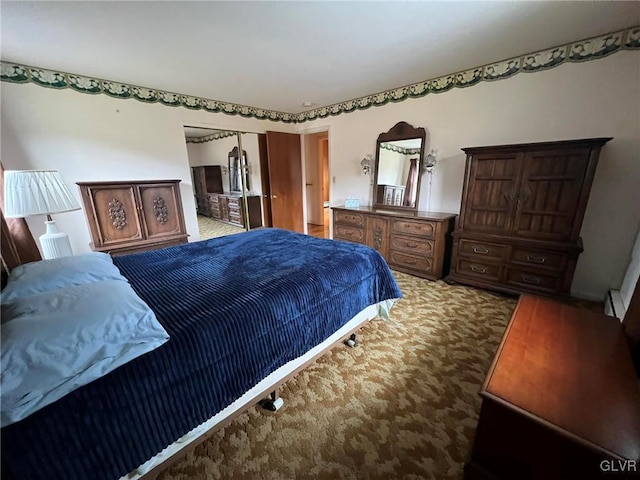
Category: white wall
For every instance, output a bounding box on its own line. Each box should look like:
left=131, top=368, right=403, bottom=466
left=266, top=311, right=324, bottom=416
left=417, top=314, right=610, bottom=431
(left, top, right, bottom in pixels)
left=0, top=84, right=294, bottom=254
left=302, top=52, right=640, bottom=300
left=2, top=51, right=638, bottom=300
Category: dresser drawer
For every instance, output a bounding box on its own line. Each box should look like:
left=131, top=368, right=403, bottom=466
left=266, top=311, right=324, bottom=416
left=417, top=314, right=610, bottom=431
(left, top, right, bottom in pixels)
left=334, top=225, right=365, bottom=243
left=227, top=198, right=241, bottom=210
left=505, top=268, right=562, bottom=294
left=510, top=248, right=567, bottom=271
left=456, top=259, right=502, bottom=281
left=389, top=251, right=433, bottom=273
left=459, top=239, right=508, bottom=262
left=391, top=219, right=435, bottom=238
left=208, top=194, right=220, bottom=206
left=335, top=210, right=365, bottom=227
left=390, top=234, right=434, bottom=257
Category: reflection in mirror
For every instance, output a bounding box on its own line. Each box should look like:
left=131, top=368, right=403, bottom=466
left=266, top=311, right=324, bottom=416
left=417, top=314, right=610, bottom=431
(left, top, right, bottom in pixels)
left=183, top=127, right=264, bottom=231
left=228, top=146, right=249, bottom=192
left=373, top=122, right=426, bottom=210
left=376, top=139, right=422, bottom=207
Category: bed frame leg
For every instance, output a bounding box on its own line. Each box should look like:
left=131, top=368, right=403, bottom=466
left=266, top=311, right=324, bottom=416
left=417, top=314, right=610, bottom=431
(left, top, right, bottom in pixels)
left=344, top=333, right=357, bottom=348
left=259, top=389, right=284, bottom=412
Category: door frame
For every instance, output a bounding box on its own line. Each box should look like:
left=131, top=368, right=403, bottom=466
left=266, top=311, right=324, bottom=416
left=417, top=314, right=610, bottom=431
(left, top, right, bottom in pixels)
left=300, top=125, right=331, bottom=235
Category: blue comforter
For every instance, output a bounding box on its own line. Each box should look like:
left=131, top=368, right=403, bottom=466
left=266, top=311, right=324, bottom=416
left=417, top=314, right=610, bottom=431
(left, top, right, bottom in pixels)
left=1, top=229, right=401, bottom=480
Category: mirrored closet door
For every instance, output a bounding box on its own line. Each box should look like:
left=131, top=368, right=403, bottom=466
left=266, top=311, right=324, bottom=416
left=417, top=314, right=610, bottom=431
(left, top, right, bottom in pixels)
left=184, top=127, right=264, bottom=232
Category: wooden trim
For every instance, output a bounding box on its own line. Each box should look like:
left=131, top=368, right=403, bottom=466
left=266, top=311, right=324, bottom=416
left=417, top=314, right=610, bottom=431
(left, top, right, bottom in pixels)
left=462, top=137, right=613, bottom=154
left=76, top=179, right=182, bottom=186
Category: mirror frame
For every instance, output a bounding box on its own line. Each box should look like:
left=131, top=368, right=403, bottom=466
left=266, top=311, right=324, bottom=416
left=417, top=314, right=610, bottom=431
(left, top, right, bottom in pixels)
left=228, top=146, right=249, bottom=193
left=373, top=121, right=426, bottom=211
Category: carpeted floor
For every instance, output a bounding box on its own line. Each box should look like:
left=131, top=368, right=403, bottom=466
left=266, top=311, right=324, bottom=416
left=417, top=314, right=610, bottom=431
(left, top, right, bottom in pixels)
left=158, top=259, right=518, bottom=480
left=197, top=215, right=245, bottom=239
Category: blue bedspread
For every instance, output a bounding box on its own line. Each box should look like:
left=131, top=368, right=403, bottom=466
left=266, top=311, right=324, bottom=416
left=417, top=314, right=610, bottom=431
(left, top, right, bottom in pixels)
left=2, top=228, right=401, bottom=480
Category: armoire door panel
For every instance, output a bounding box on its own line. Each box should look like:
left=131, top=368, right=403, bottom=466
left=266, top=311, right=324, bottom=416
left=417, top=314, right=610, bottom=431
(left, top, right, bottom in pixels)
left=463, top=153, right=521, bottom=234
left=266, top=131, right=304, bottom=233
left=89, top=185, right=143, bottom=246
left=513, top=149, right=590, bottom=241
left=138, top=184, right=182, bottom=239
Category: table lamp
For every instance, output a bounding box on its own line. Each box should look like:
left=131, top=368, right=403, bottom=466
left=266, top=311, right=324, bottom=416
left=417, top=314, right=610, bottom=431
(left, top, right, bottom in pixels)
left=4, top=170, right=81, bottom=259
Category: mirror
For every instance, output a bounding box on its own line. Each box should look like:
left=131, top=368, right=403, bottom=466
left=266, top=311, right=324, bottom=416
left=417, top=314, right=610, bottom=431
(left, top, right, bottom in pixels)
left=228, top=146, right=250, bottom=193
left=373, top=121, right=426, bottom=210
left=184, top=127, right=264, bottom=231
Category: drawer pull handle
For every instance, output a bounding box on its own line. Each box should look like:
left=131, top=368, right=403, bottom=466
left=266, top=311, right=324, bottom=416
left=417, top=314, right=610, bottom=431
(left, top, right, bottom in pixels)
left=526, top=254, right=545, bottom=264
left=521, top=274, right=541, bottom=285
left=344, top=231, right=353, bottom=236
left=404, top=242, right=419, bottom=249
left=470, top=264, right=486, bottom=274
left=404, top=259, right=417, bottom=265
left=473, top=246, right=489, bottom=254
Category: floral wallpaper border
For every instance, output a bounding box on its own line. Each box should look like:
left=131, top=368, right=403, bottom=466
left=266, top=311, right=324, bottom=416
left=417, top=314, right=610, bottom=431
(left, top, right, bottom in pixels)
left=185, top=130, right=240, bottom=143
left=380, top=143, right=421, bottom=155
left=1, top=26, right=638, bottom=124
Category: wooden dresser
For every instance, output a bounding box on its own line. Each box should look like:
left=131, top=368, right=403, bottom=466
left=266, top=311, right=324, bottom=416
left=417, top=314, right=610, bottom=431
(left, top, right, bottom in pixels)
left=332, top=206, right=456, bottom=280
left=466, top=296, right=640, bottom=480
left=192, top=165, right=223, bottom=216
left=447, top=138, right=612, bottom=297
left=208, top=193, right=262, bottom=229
left=77, top=180, right=188, bottom=255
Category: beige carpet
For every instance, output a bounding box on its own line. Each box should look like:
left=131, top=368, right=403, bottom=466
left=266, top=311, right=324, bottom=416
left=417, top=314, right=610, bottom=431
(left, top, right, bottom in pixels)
left=197, top=215, right=245, bottom=239
left=158, top=267, right=517, bottom=480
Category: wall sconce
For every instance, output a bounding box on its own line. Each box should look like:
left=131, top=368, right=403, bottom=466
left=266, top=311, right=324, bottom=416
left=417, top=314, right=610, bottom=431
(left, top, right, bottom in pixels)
left=360, top=154, right=373, bottom=175
left=423, top=149, right=438, bottom=174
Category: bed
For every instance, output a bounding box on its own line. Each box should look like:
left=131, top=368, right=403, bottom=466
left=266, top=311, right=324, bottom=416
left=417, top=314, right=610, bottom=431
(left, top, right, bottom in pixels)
left=1, top=225, right=402, bottom=480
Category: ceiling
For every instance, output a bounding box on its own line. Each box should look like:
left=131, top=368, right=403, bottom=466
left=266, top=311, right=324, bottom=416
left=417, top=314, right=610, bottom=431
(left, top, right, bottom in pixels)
left=2, top=2, right=638, bottom=114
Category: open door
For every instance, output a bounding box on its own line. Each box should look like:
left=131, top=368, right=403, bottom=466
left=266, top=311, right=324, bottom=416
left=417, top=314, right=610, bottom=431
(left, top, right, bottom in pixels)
left=265, top=131, right=304, bottom=233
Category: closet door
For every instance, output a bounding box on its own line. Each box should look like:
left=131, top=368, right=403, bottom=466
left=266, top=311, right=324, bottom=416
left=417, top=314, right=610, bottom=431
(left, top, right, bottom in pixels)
left=258, top=134, right=273, bottom=227
left=266, top=131, right=304, bottom=233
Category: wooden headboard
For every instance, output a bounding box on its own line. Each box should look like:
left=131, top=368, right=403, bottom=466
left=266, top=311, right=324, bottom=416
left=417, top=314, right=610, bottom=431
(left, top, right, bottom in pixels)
left=0, top=163, right=42, bottom=276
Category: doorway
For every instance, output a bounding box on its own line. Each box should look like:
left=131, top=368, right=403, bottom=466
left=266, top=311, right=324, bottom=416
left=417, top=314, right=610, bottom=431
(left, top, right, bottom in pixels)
left=304, top=131, right=330, bottom=239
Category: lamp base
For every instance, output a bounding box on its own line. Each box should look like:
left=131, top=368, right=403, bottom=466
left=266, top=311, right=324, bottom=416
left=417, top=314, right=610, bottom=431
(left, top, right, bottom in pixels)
left=40, top=220, right=73, bottom=259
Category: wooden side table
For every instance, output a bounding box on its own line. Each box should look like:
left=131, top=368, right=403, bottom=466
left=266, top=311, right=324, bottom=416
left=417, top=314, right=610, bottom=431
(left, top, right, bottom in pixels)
left=465, top=296, right=640, bottom=480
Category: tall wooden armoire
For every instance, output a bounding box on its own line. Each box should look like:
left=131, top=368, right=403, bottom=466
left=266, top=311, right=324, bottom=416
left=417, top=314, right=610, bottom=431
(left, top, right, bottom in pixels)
left=192, top=166, right=223, bottom=217
left=447, top=137, right=612, bottom=298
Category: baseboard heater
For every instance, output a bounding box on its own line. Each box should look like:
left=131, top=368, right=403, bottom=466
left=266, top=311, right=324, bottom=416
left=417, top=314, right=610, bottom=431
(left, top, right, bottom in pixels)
left=604, top=289, right=626, bottom=321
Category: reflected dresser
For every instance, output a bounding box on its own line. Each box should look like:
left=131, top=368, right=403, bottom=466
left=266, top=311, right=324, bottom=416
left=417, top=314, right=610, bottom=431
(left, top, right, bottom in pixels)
left=332, top=206, right=456, bottom=280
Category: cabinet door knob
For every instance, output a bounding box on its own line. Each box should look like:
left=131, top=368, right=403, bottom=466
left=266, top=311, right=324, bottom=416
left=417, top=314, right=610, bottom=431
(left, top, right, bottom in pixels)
left=272, top=195, right=278, bottom=199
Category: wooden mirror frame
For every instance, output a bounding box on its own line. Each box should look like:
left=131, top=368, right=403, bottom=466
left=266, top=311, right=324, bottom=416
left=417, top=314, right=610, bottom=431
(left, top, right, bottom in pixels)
left=228, top=146, right=249, bottom=193
left=373, top=121, right=426, bottom=211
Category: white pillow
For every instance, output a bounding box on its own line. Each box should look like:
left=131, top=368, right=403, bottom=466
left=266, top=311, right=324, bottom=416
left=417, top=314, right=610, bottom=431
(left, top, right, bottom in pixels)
left=1, top=280, right=169, bottom=426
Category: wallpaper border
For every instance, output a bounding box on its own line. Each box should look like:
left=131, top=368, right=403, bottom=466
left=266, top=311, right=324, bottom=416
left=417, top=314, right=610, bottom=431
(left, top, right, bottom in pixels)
left=1, top=26, right=638, bottom=124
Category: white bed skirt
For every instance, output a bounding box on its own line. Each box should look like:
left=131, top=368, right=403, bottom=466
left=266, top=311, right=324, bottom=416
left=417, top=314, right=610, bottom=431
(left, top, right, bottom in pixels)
left=122, top=299, right=396, bottom=479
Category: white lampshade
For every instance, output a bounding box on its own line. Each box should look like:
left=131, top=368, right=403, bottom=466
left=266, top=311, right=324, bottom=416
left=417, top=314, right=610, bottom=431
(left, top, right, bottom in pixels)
left=3, top=170, right=81, bottom=259
left=4, top=170, right=80, bottom=218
